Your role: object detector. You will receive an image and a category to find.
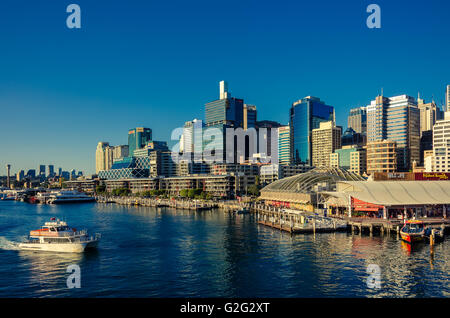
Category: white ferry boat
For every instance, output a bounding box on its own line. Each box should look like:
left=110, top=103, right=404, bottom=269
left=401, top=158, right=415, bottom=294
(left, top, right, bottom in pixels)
left=47, top=190, right=95, bottom=204
left=1, top=194, right=16, bottom=201
left=19, top=218, right=100, bottom=253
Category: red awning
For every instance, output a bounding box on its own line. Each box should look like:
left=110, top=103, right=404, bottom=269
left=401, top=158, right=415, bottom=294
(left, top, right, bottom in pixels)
left=352, top=197, right=384, bottom=212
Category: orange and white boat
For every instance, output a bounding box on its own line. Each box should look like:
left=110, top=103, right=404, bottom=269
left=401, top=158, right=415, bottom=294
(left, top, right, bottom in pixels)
left=400, top=220, right=425, bottom=244
left=19, top=218, right=100, bottom=253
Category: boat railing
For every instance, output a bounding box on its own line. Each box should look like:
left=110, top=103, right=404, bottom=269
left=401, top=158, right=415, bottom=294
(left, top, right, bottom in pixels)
left=58, top=229, right=88, bottom=237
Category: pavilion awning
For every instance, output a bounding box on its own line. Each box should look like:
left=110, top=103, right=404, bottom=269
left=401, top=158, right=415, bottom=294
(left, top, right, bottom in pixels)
left=336, top=181, right=450, bottom=206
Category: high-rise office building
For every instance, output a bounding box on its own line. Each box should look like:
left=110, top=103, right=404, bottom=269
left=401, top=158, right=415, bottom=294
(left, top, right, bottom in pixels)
left=96, top=142, right=112, bottom=173
left=128, top=127, right=152, bottom=157
left=113, top=145, right=129, bottom=160
left=204, top=81, right=244, bottom=162
left=347, top=107, right=367, bottom=134
left=311, top=121, right=342, bottom=167
left=16, top=170, right=25, bottom=182
left=48, top=165, right=55, bottom=177
left=418, top=96, right=439, bottom=136
left=255, top=120, right=281, bottom=160
left=243, top=104, right=257, bottom=130
left=446, top=85, right=450, bottom=112
left=181, top=119, right=202, bottom=154
left=39, top=165, right=46, bottom=177
left=6, top=164, right=11, bottom=188
left=425, top=112, right=450, bottom=172
left=290, top=96, right=335, bottom=165
left=366, top=95, right=420, bottom=172
left=205, top=81, right=244, bottom=127
left=420, top=130, right=433, bottom=165
left=26, top=169, right=36, bottom=179
left=278, top=126, right=291, bottom=165
left=341, top=128, right=366, bottom=147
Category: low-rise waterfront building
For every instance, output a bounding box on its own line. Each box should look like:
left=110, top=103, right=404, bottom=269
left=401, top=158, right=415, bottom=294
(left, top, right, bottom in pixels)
left=65, top=179, right=99, bottom=194
left=211, top=163, right=259, bottom=176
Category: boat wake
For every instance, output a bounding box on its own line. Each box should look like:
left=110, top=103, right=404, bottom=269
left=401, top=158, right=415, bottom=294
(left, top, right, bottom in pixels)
left=0, top=236, right=20, bottom=250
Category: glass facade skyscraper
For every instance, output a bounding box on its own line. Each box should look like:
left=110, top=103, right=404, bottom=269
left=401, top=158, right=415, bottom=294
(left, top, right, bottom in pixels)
left=203, top=82, right=245, bottom=162
left=347, top=107, right=367, bottom=134
left=128, top=127, right=152, bottom=157
left=278, top=125, right=291, bottom=165
left=289, top=96, right=335, bottom=165
left=243, top=104, right=257, bottom=130
left=205, top=97, right=244, bottom=127
left=39, top=165, right=46, bottom=177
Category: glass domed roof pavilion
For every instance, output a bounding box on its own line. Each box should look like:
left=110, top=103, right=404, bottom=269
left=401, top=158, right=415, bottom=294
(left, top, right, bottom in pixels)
left=260, top=167, right=365, bottom=207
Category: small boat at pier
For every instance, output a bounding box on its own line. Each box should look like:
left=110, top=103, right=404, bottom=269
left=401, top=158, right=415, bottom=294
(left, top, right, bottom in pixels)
left=400, top=220, right=425, bottom=244
left=235, top=208, right=250, bottom=215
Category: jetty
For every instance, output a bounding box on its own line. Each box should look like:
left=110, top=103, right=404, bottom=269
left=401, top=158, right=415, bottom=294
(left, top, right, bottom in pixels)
left=95, top=196, right=217, bottom=211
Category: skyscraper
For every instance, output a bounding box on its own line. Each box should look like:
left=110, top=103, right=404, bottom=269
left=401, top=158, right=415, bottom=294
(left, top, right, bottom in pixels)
left=347, top=107, right=367, bottom=134
left=205, top=81, right=244, bottom=127
left=204, top=81, right=244, bottom=161
left=96, top=142, right=111, bottom=173
left=418, top=96, right=438, bottom=136
left=6, top=164, right=11, bottom=188
left=311, top=121, right=342, bottom=167
left=128, top=127, right=152, bottom=157
left=278, top=126, right=291, bottom=165
left=39, top=165, right=46, bottom=177
left=425, top=112, right=450, bottom=172
left=48, top=165, right=55, bottom=177
left=16, top=170, right=25, bottom=181
left=289, top=96, right=335, bottom=165
left=26, top=169, right=36, bottom=179
left=243, top=104, right=257, bottom=130
left=181, top=119, right=201, bottom=154
left=366, top=95, right=420, bottom=172
left=113, top=145, right=129, bottom=160
left=446, top=85, right=450, bottom=112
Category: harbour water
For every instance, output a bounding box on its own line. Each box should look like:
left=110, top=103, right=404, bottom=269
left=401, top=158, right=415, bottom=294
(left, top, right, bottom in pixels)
left=0, top=201, right=449, bottom=298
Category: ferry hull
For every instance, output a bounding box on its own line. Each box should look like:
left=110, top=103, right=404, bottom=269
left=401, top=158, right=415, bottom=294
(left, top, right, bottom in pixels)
left=49, top=198, right=96, bottom=204
left=400, top=232, right=424, bottom=244
left=18, top=240, right=98, bottom=253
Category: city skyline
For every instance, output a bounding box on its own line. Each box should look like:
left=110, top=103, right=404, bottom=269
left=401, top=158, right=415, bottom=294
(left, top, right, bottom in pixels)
left=1, top=0, right=450, bottom=175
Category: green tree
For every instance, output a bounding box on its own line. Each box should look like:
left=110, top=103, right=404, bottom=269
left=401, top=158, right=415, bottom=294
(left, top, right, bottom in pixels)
left=180, top=189, right=188, bottom=197
left=248, top=185, right=260, bottom=197
left=96, top=185, right=106, bottom=193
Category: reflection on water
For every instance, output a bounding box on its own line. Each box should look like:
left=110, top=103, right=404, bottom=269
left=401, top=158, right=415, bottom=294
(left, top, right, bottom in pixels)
left=0, top=201, right=449, bottom=298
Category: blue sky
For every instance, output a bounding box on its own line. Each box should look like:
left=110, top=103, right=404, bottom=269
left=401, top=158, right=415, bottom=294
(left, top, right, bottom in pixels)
left=0, top=0, right=449, bottom=176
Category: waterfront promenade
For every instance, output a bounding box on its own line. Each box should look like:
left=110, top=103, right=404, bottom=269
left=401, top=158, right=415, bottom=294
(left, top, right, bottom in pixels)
left=95, top=195, right=450, bottom=236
